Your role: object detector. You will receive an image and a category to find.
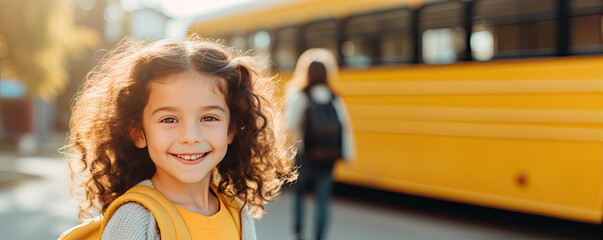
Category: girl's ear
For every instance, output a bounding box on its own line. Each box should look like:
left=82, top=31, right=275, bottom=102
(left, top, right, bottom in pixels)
left=227, top=125, right=237, bottom=144
left=129, top=124, right=147, bottom=148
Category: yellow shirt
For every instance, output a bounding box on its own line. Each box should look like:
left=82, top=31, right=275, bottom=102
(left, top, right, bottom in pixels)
left=174, top=190, right=241, bottom=239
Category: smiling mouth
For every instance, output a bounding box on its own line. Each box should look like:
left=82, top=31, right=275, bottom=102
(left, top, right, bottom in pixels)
left=171, top=152, right=210, bottom=160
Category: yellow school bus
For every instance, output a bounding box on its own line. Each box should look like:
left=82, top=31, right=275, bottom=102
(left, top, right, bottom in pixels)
left=187, top=0, right=603, bottom=223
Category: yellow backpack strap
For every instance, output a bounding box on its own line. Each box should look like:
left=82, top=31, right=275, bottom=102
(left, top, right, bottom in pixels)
left=101, top=185, right=191, bottom=240
left=57, top=219, right=102, bottom=240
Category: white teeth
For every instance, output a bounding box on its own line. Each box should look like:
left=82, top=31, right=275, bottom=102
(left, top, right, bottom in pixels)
left=176, top=154, right=205, bottom=160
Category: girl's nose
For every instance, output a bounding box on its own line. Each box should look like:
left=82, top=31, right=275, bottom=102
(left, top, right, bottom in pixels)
left=181, top=121, right=202, bottom=144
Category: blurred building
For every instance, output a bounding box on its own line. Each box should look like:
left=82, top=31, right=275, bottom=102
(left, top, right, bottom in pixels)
left=56, top=0, right=110, bottom=134
left=125, top=8, right=171, bottom=39
left=57, top=1, right=171, bottom=136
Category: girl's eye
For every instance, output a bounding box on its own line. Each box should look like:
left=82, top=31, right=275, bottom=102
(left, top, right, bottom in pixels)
left=201, top=116, right=218, bottom=122
left=160, top=117, right=178, bottom=123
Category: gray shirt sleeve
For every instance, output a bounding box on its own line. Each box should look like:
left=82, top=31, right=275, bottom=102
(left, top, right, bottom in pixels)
left=101, top=202, right=160, bottom=240
left=285, top=89, right=308, bottom=153
left=332, top=97, right=356, bottom=163
left=241, top=205, right=257, bottom=240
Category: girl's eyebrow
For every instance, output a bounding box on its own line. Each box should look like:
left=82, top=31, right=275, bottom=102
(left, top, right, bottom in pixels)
left=152, top=106, right=178, bottom=116
left=151, top=105, right=226, bottom=115
left=202, top=105, right=226, bottom=113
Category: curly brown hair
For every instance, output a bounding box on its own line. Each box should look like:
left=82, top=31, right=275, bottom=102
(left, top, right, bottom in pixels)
left=63, top=36, right=296, bottom=221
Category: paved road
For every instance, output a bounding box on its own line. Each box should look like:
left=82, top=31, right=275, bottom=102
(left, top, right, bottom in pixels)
left=0, top=155, right=79, bottom=240
left=0, top=155, right=600, bottom=240
left=257, top=185, right=601, bottom=240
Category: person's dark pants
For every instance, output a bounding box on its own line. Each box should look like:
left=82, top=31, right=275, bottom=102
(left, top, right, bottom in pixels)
left=293, top=154, right=335, bottom=240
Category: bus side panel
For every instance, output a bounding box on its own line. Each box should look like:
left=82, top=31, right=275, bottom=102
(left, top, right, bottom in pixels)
left=333, top=56, right=603, bottom=223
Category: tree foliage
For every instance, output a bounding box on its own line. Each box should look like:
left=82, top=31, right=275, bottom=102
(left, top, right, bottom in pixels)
left=0, top=0, right=98, bottom=98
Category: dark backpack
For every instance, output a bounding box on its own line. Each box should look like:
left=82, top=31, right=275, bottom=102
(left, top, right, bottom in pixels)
left=303, top=88, right=343, bottom=162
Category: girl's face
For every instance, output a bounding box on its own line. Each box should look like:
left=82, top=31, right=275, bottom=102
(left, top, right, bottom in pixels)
left=132, top=70, right=234, bottom=185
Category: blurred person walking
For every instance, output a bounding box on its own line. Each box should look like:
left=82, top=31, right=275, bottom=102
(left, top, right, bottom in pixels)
left=285, top=49, right=355, bottom=240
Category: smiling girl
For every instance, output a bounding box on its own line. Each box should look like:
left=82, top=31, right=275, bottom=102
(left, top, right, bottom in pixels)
left=63, top=37, right=296, bottom=239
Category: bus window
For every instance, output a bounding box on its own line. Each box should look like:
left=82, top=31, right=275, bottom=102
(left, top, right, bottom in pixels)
left=470, top=28, right=495, bottom=61
left=303, top=19, right=339, bottom=57
left=230, top=32, right=248, bottom=51
left=274, top=26, right=300, bottom=70
left=474, top=0, right=557, bottom=59
left=216, top=35, right=230, bottom=46
left=471, top=16, right=495, bottom=61
left=343, top=14, right=378, bottom=68
left=343, top=8, right=413, bottom=67
left=570, top=0, right=602, bottom=54
left=380, top=33, right=413, bottom=64
left=250, top=30, right=271, bottom=57
left=420, top=1, right=465, bottom=64
left=379, top=9, right=413, bottom=65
